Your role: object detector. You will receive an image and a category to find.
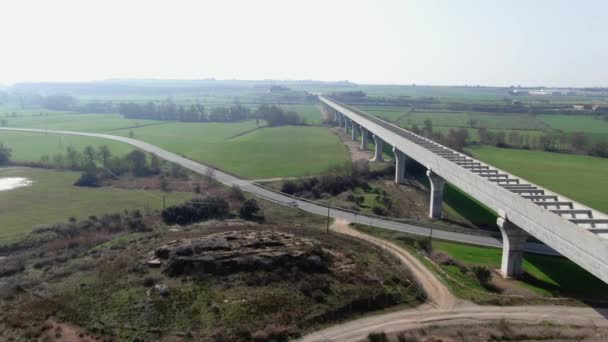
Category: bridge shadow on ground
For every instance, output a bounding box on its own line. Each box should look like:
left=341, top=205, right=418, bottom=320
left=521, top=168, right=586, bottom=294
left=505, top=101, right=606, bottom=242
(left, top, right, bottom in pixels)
left=524, top=253, right=608, bottom=312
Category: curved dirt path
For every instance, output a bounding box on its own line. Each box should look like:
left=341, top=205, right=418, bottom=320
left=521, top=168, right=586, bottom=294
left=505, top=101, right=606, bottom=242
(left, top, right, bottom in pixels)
left=299, top=220, right=608, bottom=341
left=330, top=219, right=456, bottom=310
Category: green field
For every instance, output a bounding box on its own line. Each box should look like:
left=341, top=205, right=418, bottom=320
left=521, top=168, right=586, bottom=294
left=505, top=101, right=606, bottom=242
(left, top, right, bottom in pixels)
left=0, top=167, right=192, bottom=244
left=3, top=112, right=163, bottom=132
left=0, top=131, right=134, bottom=161
left=539, top=114, right=608, bottom=142
left=432, top=240, right=608, bottom=299
left=281, top=104, right=323, bottom=124
left=468, top=145, right=608, bottom=212
left=356, top=224, right=608, bottom=301
left=113, top=120, right=348, bottom=179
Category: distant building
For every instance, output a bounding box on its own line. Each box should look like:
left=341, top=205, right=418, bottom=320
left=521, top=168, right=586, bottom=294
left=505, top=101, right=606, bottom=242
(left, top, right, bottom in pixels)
left=593, top=105, right=608, bottom=113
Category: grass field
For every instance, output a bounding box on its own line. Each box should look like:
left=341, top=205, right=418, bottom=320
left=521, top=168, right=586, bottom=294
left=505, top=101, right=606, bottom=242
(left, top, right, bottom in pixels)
left=468, top=145, right=608, bottom=212
left=3, top=112, right=163, bottom=132
left=281, top=104, right=323, bottom=124
left=0, top=167, right=192, bottom=244
left=432, top=240, right=608, bottom=299
left=0, top=131, right=134, bottom=161
left=539, top=114, right=608, bottom=142
left=356, top=224, right=608, bottom=301
left=116, top=121, right=348, bottom=179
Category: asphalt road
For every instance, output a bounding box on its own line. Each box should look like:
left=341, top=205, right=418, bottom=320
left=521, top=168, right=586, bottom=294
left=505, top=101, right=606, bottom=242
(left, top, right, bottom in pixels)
left=0, top=127, right=558, bottom=255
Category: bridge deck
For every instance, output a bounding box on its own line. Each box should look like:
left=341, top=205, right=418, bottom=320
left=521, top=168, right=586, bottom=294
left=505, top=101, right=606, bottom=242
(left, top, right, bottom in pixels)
left=321, top=95, right=608, bottom=283
left=325, top=97, right=608, bottom=234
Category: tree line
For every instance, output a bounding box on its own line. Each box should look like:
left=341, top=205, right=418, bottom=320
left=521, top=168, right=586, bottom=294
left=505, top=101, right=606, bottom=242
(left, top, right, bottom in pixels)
left=412, top=119, right=608, bottom=158
left=118, top=100, right=304, bottom=126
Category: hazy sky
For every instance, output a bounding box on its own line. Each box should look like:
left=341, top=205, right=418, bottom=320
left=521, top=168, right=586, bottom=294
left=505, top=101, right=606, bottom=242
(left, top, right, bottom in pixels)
left=1, top=0, right=607, bottom=86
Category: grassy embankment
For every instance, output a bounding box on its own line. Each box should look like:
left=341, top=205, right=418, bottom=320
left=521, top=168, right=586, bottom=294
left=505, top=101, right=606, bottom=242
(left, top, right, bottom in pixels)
left=355, top=224, right=608, bottom=302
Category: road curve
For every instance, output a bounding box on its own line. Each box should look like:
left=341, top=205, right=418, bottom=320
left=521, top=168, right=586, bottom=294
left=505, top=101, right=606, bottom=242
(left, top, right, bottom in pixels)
left=300, top=305, right=608, bottom=341
left=0, top=127, right=555, bottom=254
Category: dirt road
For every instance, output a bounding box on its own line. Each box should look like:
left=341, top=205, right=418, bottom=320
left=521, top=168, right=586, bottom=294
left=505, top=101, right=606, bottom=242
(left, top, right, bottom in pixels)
left=299, top=220, right=608, bottom=341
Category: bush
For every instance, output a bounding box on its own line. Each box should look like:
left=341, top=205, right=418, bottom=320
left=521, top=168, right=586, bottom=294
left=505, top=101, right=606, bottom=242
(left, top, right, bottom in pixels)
left=281, top=181, right=298, bottom=195
left=471, top=265, right=492, bottom=285
left=239, top=198, right=261, bottom=220
left=230, top=184, right=245, bottom=201
left=73, top=171, right=100, bottom=187
left=162, top=196, right=229, bottom=225
left=367, top=332, right=389, bottom=342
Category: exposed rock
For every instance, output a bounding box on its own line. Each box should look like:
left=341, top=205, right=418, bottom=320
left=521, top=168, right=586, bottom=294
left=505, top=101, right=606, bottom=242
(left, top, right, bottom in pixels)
left=147, top=258, right=162, bottom=268
left=149, top=230, right=333, bottom=277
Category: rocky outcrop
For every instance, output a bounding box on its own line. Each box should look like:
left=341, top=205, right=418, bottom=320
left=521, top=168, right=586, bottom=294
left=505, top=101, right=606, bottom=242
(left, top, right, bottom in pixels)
left=149, top=231, right=330, bottom=277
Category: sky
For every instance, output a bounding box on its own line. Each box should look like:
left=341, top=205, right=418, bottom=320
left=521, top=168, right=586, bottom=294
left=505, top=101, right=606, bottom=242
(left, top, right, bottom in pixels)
left=0, top=0, right=607, bottom=87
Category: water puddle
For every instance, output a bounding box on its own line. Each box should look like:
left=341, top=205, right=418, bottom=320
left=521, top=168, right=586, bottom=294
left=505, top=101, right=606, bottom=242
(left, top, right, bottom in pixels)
left=0, top=177, right=33, bottom=191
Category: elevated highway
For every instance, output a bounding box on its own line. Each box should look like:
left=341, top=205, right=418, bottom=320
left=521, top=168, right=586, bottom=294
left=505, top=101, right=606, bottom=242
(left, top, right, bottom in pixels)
left=320, top=95, right=608, bottom=282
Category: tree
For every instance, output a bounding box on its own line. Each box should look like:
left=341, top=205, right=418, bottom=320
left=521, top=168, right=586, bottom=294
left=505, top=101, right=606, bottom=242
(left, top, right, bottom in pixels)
left=0, top=142, right=12, bottom=165
left=98, top=145, right=111, bottom=167
left=83, top=145, right=97, bottom=166
left=571, top=132, right=588, bottom=151
left=65, top=146, right=82, bottom=169
left=150, top=154, right=161, bottom=174
left=125, top=150, right=149, bottom=176
left=467, top=118, right=478, bottom=128
left=423, top=119, right=433, bottom=137
left=590, top=142, right=608, bottom=158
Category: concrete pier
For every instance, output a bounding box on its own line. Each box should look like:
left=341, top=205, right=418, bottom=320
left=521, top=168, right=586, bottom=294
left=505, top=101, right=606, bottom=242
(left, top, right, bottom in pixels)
left=371, top=134, right=384, bottom=162
left=360, top=126, right=368, bottom=150
left=344, top=118, right=350, bottom=134
left=393, top=146, right=406, bottom=184
left=426, top=169, right=446, bottom=219
left=497, top=216, right=529, bottom=278
left=351, top=122, right=359, bottom=140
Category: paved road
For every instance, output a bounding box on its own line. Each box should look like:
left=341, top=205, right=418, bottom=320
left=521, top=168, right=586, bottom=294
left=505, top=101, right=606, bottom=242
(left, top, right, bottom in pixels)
left=0, top=127, right=558, bottom=255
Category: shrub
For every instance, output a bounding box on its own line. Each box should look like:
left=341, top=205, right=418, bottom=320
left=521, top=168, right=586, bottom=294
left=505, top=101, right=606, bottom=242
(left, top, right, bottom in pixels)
left=230, top=184, right=245, bottom=201
left=73, top=171, right=100, bottom=187
left=472, top=265, right=492, bottom=285
left=367, top=332, right=389, bottom=342
left=239, top=199, right=261, bottom=220
left=161, top=196, right=229, bottom=225
left=281, top=180, right=298, bottom=195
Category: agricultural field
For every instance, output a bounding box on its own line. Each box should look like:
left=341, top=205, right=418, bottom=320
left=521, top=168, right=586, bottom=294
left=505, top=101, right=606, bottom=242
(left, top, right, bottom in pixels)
left=0, top=167, right=192, bottom=244
left=115, top=121, right=348, bottom=179
left=539, top=114, right=608, bottom=142
left=0, top=130, right=134, bottom=161
left=467, top=145, right=608, bottom=213
left=2, top=112, right=162, bottom=132
left=281, top=104, right=323, bottom=125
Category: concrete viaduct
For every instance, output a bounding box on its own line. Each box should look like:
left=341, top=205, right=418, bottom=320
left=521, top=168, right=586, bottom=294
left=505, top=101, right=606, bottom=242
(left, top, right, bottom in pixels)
left=320, top=95, right=608, bottom=282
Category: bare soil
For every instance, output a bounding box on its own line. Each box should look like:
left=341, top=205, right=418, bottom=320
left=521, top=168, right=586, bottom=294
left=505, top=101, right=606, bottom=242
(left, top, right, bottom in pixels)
left=330, top=127, right=378, bottom=162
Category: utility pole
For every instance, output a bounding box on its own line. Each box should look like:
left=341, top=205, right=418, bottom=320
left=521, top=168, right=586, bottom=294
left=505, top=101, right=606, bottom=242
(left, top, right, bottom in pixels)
left=326, top=202, right=330, bottom=233
left=428, top=226, right=433, bottom=258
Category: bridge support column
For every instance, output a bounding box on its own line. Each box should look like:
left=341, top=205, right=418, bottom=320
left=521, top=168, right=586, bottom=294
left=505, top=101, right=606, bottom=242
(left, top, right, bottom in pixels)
left=371, top=134, right=384, bottom=162
left=360, top=126, right=368, bottom=150
left=393, top=147, right=406, bottom=184
left=351, top=122, right=359, bottom=140
left=426, top=170, right=446, bottom=219
left=497, top=216, right=528, bottom=278
left=344, top=118, right=350, bottom=134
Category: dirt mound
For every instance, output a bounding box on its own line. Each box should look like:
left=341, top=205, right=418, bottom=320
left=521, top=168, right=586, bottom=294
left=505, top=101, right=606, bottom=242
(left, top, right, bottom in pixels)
left=149, top=230, right=332, bottom=276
